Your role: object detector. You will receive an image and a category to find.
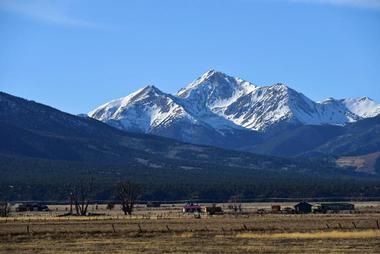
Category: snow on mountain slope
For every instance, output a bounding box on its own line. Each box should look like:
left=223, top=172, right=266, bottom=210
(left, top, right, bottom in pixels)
left=176, top=70, right=257, bottom=130
left=219, top=84, right=359, bottom=130
left=222, top=84, right=306, bottom=130
left=89, top=70, right=380, bottom=136
left=177, top=70, right=256, bottom=110
left=88, top=85, right=198, bottom=132
left=318, top=98, right=360, bottom=124
left=341, top=97, right=380, bottom=118
left=177, top=71, right=363, bottom=130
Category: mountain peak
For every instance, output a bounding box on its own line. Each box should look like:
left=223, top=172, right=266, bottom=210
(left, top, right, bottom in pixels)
left=320, top=97, right=337, bottom=104
left=177, top=70, right=253, bottom=100
left=187, top=70, right=232, bottom=88
left=201, top=69, right=226, bottom=79
left=130, top=85, right=166, bottom=100
left=341, top=96, right=380, bottom=118
left=271, top=83, right=289, bottom=91
left=358, top=96, right=371, bottom=102
left=140, top=84, right=161, bottom=93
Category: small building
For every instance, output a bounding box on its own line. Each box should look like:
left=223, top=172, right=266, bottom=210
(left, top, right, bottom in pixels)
left=183, top=203, right=202, bottom=213
left=204, top=205, right=223, bottom=215
left=320, top=203, right=355, bottom=213
left=146, top=201, right=161, bottom=208
left=271, top=205, right=281, bottom=213
left=294, top=202, right=312, bottom=214
left=281, top=207, right=295, bottom=214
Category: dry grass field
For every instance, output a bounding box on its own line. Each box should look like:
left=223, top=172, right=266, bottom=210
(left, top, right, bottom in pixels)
left=1, top=202, right=380, bottom=253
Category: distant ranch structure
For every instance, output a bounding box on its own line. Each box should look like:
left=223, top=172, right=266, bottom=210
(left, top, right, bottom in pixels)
left=183, top=203, right=202, bottom=213
left=293, top=202, right=355, bottom=214
left=294, top=202, right=313, bottom=214
left=318, top=203, right=355, bottom=213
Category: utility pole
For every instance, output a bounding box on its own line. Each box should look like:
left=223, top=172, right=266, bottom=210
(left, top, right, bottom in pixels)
left=69, top=192, right=73, bottom=215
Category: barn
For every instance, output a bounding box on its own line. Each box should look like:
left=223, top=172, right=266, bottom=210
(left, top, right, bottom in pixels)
left=294, top=202, right=312, bottom=214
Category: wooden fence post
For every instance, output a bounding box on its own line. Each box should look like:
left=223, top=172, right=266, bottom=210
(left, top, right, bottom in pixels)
left=138, top=223, right=142, bottom=232
left=352, top=222, right=357, bottom=229
left=112, top=224, right=116, bottom=233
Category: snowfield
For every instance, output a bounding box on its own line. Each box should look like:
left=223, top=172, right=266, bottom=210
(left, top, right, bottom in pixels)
left=89, top=70, right=380, bottom=135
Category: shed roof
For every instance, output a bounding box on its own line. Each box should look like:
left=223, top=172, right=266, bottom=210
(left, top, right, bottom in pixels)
left=295, top=202, right=312, bottom=207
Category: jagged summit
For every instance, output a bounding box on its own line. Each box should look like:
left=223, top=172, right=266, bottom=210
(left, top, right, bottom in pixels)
left=140, top=84, right=161, bottom=92
left=198, top=69, right=228, bottom=80
left=133, top=84, right=164, bottom=97
left=177, top=70, right=242, bottom=98
left=341, top=97, right=380, bottom=118
left=177, top=70, right=257, bottom=114
left=201, top=69, right=224, bottom=79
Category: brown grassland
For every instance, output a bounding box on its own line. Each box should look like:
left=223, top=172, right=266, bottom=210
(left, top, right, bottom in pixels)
left=1, top=202, right=380, bottom=253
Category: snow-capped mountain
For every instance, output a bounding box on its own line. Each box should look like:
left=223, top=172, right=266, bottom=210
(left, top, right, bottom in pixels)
left=89, top=70, right=380, bottom=147
left=89, top=85, right=197, bottom=132
left=340, top=97, right=380, bottom=118
left=88, top=84, right=234, bottom=146
left=176, top=70, right=256, bottom=130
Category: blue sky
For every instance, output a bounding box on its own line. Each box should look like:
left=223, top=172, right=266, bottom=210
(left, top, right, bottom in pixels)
left=0, top=0, right=379, bottom=114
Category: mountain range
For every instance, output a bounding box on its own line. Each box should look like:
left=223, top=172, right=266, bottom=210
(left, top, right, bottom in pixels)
left=88, top=70, right=380, bottom=158
left=1, top=90, right=358, bottom=200
left=1, top=86, right=379, bottom=201
left=2, top=90, right=334, bottom=175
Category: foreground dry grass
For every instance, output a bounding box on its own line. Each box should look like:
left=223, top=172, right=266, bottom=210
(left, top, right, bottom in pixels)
left=2, top=231, right=380, bottom=254
left=1, top=213, right=380, bottom=253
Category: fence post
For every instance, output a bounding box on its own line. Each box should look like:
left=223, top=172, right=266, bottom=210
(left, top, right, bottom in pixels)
left=138, top=223, right=142, bottom=232
left=112, top=224, right=116, bottom=233
left=352, top=222, right=357, bottom=229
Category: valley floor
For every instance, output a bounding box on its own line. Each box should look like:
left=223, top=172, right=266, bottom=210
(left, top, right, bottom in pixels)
left=1, top=203, right=380, bottom=253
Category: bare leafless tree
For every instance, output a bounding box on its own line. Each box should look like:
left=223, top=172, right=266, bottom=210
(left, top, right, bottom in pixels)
left=71, top=176, right=94, bottom=216
left=0, top=202, right=10, bottom=217
left=117, top=181, right=141, bottom=215
left=229, top=194, right=243, bottom=214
